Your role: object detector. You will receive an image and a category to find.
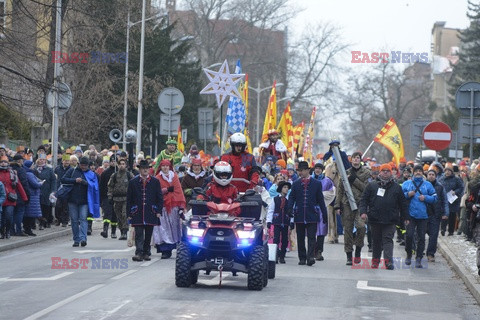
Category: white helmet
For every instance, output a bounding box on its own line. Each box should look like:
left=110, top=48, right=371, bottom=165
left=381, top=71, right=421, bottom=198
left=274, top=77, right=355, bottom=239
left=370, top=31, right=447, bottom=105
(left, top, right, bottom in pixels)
left=230, top=133, right=247, bottom=153
left=213, top=161, right=233, bottom=186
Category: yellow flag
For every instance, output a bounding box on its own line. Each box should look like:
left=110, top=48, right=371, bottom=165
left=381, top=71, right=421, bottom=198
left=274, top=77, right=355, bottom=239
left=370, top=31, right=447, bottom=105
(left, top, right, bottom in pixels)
left=373, top=118, right=404, bottom=166
left=177, top=125, right=184, bottom=153
left=277, top=102, right=294, bottom=151
left=261, top=81, right=277, bottom=143
left=293, top=121, right=305, bottom=155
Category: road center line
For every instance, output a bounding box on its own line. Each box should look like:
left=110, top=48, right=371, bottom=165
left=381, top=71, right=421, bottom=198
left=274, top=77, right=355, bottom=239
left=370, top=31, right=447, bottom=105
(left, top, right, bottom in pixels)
left=140, top=258, right=159, bottom=267
left=110, top=269, right=138, bottom=280
left=23, top=284, right=104, bottom=320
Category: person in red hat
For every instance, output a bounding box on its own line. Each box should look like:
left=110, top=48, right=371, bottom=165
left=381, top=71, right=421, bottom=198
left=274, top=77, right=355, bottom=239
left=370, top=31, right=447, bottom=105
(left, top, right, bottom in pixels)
left=259, top=129, right=287, bottom=163
left=181, top=158, right=206, bottom=208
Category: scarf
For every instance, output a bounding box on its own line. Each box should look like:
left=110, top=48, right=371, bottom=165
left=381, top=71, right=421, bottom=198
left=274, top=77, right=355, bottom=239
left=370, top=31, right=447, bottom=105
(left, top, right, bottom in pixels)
left=159, top=170, right=174, bottom=183
left=187, top=170, right=205, bottom=180
left=378, top=175, right=393, bottom=188
left=84, top=170, right=100, bottom=218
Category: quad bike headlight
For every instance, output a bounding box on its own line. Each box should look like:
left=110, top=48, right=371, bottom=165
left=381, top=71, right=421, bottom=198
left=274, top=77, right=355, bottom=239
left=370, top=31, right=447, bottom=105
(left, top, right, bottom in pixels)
left=187, top=227, right=205, bottom=237
left=237, top=230, right=256, bottom=239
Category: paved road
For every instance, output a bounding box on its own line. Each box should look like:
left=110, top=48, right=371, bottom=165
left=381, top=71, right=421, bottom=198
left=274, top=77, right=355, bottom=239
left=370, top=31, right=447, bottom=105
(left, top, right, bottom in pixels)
left=1, top=234, right=479, bottom=320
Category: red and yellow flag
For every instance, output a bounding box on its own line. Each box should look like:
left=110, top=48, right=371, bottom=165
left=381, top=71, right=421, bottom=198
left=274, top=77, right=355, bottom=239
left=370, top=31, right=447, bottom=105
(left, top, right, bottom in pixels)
left=215, top=131, right=221, bottom=148
left=261, top=81, right=278, bottom=143
left=177, top=125, right=184, bottom=153
left=373, top=117, right=404, bottom=166
left=293, top=121, right=305, bottom=155
left=277, top=102, right=293, bottom=151
left=303, top=106, right=317, bottom=165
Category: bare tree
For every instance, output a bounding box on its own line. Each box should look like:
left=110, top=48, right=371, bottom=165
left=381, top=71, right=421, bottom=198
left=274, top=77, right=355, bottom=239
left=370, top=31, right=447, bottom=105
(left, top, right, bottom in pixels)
left=341, top=62, right=433, bottom=160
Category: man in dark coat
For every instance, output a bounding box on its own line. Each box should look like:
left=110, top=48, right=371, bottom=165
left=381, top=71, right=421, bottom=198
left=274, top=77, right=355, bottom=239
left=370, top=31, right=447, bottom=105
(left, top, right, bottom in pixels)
left=54, top=154, right=71, bottom=227
left=127, top=160, right=163, bottom=261
left=99, top=155, right=117, bottom=237
left=359, top=164, right=409, bottom=270
left=438, top=165, right=464, bottom=236
left=287, top=161, right=328, bottom=266
left=426, top=169, right=449, bottom=262
left=11, top=154, right=29, bottom=236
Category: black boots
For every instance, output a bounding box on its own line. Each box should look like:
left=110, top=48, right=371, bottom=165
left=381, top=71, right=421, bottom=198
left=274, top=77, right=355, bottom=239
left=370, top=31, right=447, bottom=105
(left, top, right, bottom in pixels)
left=100, top=223, right=109, bottom=238
left=111, top=226, right=117, bottom=239
left=87, top=220, right=92, bottom=235
left=346, top=252, right=353, bottom=266
left=118, top=229, right=127, bottom=240
left=354, top=247, right=362, bottom=264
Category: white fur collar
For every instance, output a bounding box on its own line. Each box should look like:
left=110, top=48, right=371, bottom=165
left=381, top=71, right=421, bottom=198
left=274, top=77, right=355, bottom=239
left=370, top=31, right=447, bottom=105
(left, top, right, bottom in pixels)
left=187, top=170, right=205, bottom=180
left=259, top=140, right=287, bottom=152
left=160, top=170, right=175, bottom=183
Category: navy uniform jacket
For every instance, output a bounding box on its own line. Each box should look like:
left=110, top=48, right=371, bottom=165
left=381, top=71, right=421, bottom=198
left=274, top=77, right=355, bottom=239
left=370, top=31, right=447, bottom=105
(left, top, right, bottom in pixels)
left=287, top=177, right=328, bottom=224
left=126, top=175, right=163, bottom=226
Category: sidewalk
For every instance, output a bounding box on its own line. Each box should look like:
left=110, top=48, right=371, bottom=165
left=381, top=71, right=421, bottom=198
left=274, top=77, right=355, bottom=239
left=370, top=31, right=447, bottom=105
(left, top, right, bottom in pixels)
left=438, top=233, right=480, bottom=304
left=0, top=219, right=103, bottom=253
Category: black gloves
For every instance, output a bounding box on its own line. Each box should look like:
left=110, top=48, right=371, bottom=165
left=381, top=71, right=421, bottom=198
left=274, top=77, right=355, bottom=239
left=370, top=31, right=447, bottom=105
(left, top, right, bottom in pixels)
left=290, top=222, right=295, bottom=230
left=167, top=186, right=174, bottom=193
left=267, top=222, right=272, bottom=229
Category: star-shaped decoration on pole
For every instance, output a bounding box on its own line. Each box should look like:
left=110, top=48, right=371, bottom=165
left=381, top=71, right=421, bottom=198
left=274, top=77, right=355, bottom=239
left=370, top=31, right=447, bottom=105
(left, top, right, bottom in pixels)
left=200, top=60, right=245, bottom=108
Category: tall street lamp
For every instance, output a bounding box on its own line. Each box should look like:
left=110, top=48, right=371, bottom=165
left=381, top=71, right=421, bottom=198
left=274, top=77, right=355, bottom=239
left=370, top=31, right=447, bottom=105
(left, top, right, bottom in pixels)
left=135, top=0, right=147, bottom=156
left=123, top=8, right=164, bottom=151
left=248, top=81, right=283, bottom=146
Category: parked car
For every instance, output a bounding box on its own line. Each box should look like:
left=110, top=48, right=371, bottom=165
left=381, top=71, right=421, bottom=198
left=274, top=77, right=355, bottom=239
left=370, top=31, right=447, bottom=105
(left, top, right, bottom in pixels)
left=415, top=149, right=443, bottom=164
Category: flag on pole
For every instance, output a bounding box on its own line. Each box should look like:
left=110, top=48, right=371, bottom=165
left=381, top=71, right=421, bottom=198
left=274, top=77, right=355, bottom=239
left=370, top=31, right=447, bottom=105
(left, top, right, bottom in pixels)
left=373, top=117, right=404, bottom=166
left=303, top=107, right=317, bottom=164
left=243, top=74, right=252, bottom=153
left=226, top=60, right=246, bottom=134
left=293, top=121, right=305, bottom=155
left=261, top=81, right=278, bottom=143
left=277, top=102, right=294, bottom=151
left=177, top=125, right=184, bottom=153
left=215, top=131, right=221, bottom=148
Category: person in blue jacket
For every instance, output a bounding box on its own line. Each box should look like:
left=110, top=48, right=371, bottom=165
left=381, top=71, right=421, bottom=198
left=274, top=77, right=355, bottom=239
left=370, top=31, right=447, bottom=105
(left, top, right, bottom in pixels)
left=402, top=164, right=437, bottom=268
left=322, top=139, right=351, bottom=170
left=287, top=161, right=328, bottom=266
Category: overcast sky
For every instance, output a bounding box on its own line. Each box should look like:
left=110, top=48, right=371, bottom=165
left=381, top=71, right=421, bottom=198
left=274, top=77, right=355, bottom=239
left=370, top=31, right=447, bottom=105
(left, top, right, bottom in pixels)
left=292, top=0, right=470, bottom=62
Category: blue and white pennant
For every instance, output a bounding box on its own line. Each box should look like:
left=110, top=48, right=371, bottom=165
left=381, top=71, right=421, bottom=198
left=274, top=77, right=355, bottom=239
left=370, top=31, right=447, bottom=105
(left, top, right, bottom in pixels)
left=226, top=60, right=246, bottom=134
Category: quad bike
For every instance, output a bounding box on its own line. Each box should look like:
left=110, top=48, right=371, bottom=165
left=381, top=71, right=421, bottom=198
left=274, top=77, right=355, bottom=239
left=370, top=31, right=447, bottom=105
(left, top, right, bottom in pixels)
left=175, top=188, right=277, bottom=290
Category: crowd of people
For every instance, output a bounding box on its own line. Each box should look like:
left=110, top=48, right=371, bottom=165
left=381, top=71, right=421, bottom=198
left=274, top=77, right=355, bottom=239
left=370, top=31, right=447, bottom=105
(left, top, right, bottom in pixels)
left=0, top=129, right=479, bottom=276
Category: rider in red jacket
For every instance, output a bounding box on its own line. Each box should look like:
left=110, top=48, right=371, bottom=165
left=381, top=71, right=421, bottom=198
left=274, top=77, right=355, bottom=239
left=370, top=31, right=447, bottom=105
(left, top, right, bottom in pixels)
left=221, top=133, right=259, bottom=192
left=199, top=161, right=238, bottom=204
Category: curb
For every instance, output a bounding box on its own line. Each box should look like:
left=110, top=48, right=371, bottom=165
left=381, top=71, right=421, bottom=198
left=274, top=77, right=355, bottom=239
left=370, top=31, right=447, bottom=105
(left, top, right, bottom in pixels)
left=0, top=229, right=72, bottom=253
left=438, top=237, right=480, bottom=304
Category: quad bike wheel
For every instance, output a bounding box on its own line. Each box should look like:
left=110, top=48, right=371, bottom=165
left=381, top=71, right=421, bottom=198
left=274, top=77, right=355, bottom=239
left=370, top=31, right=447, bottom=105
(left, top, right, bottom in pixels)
left=175, top=241, right=192, bottom=287
left=247, top=245, right=265, bottom=291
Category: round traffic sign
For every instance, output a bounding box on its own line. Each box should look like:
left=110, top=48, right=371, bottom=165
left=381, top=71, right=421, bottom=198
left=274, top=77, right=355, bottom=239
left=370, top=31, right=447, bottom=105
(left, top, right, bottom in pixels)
left=158, top=87, right=184, bottom=115
left=46, top=82, right=73, bottom=116
left=422, top=121, right=452, bottom=151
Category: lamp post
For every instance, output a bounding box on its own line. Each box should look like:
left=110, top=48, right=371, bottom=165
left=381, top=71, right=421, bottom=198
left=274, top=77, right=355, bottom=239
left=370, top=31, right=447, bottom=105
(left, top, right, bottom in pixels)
left=123, top=6, right=164, bottom=151
left=248, top=81, right=283, bottom=146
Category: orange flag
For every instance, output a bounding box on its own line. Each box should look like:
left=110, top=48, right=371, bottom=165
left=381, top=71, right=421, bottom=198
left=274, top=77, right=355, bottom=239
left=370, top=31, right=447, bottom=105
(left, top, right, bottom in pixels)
left=261, top=81, right=278, bottom=143
left=177, top=125, right=184, bottom=153
left=277, top=102, right=293, bottom=151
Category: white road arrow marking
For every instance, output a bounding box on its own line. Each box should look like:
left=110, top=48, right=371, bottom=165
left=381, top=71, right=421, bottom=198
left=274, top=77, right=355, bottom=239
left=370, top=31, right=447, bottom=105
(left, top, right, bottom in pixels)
left=140, top=258, right=159, bottom=267
left=74, top=248, right=134, bottom=254
left=0, top=271, right=73, bottom=282
left=356, top=280, right=427, bottom=296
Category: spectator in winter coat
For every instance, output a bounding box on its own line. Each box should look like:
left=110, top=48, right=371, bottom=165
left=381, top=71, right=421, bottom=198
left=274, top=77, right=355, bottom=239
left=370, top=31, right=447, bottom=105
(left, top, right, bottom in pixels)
left=54, top=155, right=71, bottom=227
left=35, top=156, right=56, bottom=229
left=438, top=165, right=464, bottom=236
left=0, top=181, right=5, bottom=218
left=11, top=154, right=29, bottom=236
left=266, top=181, right=292, bottom=264
left=61, top=157, right=100, bottom=247
left=23, top=160, right=43, bottom=236
left=426, top=169, right=449, bottom=262
left=402, top=165, right=437, bottom=268
left=0, top=156, right=28, bottom=238
left=360, top=164, right=409, bottom=270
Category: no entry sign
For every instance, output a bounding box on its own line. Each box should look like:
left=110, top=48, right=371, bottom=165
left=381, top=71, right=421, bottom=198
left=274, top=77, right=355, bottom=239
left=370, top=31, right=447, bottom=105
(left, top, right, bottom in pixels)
left=422, top=122, right=452, bottom=151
